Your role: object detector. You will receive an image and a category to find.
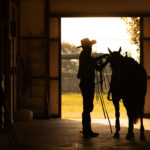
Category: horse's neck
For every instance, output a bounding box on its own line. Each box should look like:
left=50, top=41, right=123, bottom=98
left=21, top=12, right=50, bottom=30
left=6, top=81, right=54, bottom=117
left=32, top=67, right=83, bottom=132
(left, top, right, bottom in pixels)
left=112, top=60, right=125, bottom=78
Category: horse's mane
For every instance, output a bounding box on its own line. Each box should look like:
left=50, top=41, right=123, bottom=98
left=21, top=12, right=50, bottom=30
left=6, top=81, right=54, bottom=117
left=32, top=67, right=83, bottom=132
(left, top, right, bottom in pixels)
left=122, top=56, right=139, bottom=66
left=110, top=54, right=140, bottom=74
left=121, top=56, right=140, bottom=71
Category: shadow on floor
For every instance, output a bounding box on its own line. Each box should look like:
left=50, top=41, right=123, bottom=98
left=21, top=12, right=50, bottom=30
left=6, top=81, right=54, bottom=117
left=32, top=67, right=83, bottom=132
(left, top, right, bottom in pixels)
left=0, top=119, right=150, bottom=150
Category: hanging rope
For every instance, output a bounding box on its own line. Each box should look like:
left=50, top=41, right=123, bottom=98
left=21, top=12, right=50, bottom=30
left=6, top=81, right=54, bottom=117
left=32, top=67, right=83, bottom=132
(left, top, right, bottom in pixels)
left=95, top=68, right=113, bottom=134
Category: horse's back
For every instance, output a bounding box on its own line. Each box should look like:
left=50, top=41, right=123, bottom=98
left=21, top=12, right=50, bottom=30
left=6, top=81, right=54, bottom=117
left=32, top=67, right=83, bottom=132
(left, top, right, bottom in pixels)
left=112, top=56, right=147, bottom=97
left=123, top=57, right=147, bottom=95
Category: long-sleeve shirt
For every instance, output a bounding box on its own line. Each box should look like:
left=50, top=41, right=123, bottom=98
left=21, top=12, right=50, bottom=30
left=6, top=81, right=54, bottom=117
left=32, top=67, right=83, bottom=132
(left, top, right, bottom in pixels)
left=77, top=50, right=96, bottom=83
left=77, top=50, right=108, bottom=84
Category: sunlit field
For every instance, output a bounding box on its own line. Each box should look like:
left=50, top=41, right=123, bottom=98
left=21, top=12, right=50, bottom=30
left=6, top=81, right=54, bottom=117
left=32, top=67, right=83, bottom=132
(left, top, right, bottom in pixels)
left=62, top=93, right=127, bottom=119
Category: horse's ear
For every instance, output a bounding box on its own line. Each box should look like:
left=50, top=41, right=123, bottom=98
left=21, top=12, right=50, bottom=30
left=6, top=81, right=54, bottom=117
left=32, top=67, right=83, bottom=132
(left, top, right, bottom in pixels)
left=108, top=48, right=112, bottom=54
left=119, top=47, right=122, bottom=53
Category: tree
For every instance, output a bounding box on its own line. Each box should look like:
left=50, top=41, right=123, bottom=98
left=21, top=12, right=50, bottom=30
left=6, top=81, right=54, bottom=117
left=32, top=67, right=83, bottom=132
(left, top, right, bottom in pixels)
left=61, top=42, right=80, bottom=72
left=61, top=42, right=80, bottom=54
left=121, top=17, right=140, bottom=60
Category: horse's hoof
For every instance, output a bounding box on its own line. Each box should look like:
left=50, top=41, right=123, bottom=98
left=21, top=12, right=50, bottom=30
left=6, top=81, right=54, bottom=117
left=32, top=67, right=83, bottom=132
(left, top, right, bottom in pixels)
left=140, top=135, right=146, bottom=141
left=125, top=132, right=134, bottom=140
left=113, top=133, right=120, bottom=139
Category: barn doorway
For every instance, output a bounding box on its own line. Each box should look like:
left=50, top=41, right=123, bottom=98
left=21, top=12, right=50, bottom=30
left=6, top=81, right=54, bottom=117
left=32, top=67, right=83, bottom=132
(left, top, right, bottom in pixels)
left=61, top=17, right=140, bottom=119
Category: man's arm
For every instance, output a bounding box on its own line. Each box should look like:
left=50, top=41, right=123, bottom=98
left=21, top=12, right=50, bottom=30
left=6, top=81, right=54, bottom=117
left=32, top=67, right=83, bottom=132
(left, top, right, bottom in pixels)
left=94, top=54, right=109, bottom=61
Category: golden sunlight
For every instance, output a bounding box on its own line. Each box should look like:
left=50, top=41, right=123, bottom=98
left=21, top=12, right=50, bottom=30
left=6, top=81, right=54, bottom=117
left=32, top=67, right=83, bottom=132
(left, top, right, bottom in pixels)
left=61, top=17, right=139, bottom=60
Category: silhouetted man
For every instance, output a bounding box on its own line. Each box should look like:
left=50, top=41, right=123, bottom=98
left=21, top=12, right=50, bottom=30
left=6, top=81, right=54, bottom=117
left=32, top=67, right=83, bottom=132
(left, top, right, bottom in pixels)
left=77, top=38, right=109, bottom=137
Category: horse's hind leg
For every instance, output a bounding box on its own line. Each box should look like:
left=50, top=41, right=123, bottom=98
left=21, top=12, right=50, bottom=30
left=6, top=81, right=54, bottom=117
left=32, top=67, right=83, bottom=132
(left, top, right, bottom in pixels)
left=140, top=105, right=145, bottom=140
left=113, top=99, right=120, bottom=138
left=126, top=114, right=134, bottom=140
left=123, top=98, right=134, bottom=140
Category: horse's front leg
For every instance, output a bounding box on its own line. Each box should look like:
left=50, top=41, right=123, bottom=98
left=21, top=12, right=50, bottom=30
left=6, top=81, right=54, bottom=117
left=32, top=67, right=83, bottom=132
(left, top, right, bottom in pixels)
left=113, top=98, right=120, bottom=138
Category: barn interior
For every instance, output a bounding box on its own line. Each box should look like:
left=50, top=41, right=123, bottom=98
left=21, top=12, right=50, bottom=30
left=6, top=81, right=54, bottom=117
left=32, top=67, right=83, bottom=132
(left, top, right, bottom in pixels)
left=0, top=0, right=150, bottom=149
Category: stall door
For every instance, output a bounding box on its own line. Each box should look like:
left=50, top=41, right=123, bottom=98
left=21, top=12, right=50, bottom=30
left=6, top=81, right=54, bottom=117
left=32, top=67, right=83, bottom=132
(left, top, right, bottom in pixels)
left=19, top=0, right=61, bottom=118
left=19, top=0, right=48, bottom=118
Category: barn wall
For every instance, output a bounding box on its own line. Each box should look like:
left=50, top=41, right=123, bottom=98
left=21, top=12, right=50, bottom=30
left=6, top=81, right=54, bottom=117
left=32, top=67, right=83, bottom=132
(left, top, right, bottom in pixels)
left=17, top=0, right=150, bottom=118
left=18, top=0, right=49, bottom=118
left=143, top=17, right=150, bottom=114
left=49, top=0, right=150, bottom=16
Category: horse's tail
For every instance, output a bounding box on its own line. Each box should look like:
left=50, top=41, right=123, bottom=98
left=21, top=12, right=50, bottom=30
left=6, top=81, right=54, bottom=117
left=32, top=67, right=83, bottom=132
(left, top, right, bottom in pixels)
left=133, top=67, right=147, bottom=124
left=131, top=104, right=140, bottom=124
left=133, top=111, right=139, bottom=124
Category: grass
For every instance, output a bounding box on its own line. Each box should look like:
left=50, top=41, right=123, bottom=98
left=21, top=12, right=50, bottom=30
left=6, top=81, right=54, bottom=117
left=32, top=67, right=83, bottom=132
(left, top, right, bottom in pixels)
left=62, top=93, right=127, bottom=119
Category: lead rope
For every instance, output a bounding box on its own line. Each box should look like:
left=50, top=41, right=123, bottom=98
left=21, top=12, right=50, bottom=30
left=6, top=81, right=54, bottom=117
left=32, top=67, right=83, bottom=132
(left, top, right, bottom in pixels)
left=96, top=70, right=113, bottom=134
left=103, top=68, right=113, bottom=101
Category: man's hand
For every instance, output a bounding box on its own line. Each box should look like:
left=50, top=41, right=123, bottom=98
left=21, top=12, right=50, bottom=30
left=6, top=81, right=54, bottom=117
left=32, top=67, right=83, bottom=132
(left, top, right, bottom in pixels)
left=99, top=54, right=109, bottom=59
left=102, top=54, right=109, bottom=58
left=107, top=91, right=112, bottom=101
left=95, top=54, right=109, bottom=61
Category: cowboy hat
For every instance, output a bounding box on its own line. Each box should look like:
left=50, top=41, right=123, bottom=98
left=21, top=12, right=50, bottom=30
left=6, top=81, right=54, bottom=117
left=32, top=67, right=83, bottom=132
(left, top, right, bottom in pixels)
left=77, top=38, right=96, bottom=48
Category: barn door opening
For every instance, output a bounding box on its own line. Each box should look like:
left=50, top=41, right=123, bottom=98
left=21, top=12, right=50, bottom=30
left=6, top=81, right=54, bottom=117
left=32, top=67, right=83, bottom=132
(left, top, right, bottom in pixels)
left=61, top=17, right=140, bottom=119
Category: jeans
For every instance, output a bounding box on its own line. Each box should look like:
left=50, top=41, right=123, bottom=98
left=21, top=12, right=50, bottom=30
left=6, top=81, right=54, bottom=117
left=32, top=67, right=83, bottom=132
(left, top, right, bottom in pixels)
left=79, top=80, right=95, bottom=133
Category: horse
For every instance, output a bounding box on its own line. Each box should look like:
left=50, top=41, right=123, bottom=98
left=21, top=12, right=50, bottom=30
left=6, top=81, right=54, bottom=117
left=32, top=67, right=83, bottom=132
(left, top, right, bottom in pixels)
left=107, top=47, right=147, bottom=140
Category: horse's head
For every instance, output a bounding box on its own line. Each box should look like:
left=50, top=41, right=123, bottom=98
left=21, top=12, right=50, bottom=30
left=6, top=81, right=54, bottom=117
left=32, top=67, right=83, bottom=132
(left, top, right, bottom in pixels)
left=108, top=47, right=123, bottom=69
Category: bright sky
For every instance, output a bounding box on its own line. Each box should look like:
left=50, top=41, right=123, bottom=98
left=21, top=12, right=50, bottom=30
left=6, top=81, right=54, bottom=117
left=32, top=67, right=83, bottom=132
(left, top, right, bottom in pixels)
left=61, top=17, right=139, bottom=59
